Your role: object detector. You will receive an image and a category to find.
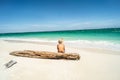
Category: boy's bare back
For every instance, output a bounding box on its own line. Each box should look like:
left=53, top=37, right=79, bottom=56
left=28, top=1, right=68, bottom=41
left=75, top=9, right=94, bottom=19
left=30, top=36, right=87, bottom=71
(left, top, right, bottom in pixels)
left=57, top=39, right=65, bottom=53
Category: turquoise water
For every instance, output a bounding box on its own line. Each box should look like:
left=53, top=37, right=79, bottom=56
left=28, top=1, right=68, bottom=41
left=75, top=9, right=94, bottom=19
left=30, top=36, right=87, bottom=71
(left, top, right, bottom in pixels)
left=0, top=28, right=120, bottom=43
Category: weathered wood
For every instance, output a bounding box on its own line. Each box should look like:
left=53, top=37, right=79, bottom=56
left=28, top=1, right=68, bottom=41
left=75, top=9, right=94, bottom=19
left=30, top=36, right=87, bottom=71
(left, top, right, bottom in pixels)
left=10, top=50, right=80, bottom=60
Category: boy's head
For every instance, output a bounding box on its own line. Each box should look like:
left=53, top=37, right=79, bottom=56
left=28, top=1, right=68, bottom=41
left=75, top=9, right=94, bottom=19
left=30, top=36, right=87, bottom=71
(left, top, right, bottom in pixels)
left=58, top=39, right=63, bottom=44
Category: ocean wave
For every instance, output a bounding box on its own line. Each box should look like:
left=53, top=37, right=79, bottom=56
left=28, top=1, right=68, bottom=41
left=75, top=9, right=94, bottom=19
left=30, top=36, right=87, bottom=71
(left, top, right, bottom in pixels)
left=0, top=37, right=120, bottom=51
left=66, top=40, right=119, bottom=49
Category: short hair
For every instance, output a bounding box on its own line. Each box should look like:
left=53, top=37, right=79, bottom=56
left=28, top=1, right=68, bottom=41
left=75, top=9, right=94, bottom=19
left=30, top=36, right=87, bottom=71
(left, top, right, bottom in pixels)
left=58, top=39, right=63, bottom=44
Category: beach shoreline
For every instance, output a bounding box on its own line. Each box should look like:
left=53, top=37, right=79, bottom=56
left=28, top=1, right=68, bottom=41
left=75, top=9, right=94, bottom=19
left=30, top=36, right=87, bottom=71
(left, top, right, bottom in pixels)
left=0, top=39, right=120, bottom=80
left=2, top=38, right=120, bottom=54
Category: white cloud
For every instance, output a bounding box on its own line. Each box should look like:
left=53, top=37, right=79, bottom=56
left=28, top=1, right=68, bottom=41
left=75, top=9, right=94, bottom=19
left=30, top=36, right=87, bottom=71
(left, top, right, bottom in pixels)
left=0, top=19, right=120, bottom=33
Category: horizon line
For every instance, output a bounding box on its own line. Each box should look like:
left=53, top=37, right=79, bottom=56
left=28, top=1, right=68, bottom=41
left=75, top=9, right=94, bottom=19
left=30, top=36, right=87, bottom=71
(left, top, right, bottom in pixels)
left=0, top=27, right=120, bottom=34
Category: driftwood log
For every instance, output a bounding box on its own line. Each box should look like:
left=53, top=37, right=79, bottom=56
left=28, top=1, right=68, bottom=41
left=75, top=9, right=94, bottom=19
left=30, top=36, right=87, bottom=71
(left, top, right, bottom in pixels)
left=10, top=50, right=80, bottom=60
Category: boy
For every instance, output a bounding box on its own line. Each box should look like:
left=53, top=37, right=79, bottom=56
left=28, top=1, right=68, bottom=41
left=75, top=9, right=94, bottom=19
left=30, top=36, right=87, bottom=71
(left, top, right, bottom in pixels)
left=57, top=39, right=65, bottom=53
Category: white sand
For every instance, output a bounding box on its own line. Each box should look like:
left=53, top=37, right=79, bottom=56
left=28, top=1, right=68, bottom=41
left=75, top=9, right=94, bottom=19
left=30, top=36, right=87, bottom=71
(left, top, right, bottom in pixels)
left=0, top=40, right=120, bottom=80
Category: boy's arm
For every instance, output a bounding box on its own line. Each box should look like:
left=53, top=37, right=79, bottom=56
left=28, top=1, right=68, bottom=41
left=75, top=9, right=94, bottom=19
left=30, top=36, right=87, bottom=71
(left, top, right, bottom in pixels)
left=64, top=44, right=65, bottom=52
left=57, top=44, right=59, bottom=50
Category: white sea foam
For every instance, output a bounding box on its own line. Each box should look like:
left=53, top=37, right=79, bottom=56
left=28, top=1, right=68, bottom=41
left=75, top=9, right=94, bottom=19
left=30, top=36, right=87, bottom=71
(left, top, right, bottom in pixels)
left=66, top=40, right=120, bottom=51
left=0, top=38, right=120, bottom=51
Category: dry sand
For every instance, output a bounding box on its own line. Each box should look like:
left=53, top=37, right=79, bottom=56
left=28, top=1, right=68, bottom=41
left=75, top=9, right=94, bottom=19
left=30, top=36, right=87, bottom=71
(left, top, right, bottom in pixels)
left=0, top=40, right=120, bottom=80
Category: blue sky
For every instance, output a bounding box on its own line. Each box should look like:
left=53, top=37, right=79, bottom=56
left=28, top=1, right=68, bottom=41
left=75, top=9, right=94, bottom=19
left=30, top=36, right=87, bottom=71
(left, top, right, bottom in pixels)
left=0, top=0, right=120, bottom=33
